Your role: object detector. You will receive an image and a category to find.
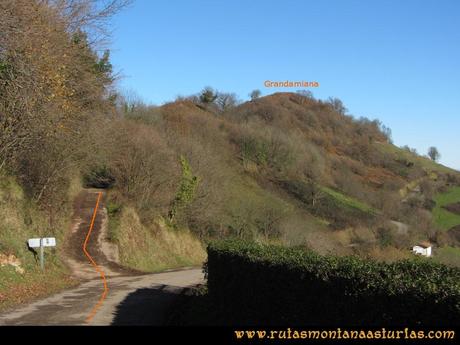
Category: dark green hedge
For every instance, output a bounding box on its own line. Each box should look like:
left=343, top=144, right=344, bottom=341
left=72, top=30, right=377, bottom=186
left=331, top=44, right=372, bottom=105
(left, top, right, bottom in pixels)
left=206, top=240, right=460, bottom=326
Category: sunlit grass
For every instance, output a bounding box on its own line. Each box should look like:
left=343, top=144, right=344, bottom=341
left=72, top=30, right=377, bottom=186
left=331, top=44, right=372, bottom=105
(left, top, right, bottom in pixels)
left=432, top=186, right=460, bottom=231
left=434, top=247, right=460, bottom=268
left=321, top=186, right=378, bottom=214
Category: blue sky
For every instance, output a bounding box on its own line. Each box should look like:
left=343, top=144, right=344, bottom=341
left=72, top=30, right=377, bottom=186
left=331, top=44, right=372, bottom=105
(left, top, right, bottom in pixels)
left=110, top=0, right=460, bottom=170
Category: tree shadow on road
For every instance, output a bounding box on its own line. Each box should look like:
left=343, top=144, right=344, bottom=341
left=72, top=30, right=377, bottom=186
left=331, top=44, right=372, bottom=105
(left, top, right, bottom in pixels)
left=111, top=285, right=189, bottom=326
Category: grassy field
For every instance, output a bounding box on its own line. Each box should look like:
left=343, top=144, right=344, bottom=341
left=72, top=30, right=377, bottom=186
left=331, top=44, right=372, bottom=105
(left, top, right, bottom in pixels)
left=321, top=186, right=378, bottom=214
left=433, top=246, right=460, bottom=268
left=432, top=186, right=460, bottom=231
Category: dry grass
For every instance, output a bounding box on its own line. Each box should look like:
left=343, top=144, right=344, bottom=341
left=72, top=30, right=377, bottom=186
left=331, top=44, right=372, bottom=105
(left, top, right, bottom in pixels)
left=112, top=207, right=205, bottom=272
left=367, top=246, right=411, bottom=263
left=0, top=265, right=78, bottom=312
left=434, top=246, right=460, bottom=267
left=0, top=173, right=76, bottom=311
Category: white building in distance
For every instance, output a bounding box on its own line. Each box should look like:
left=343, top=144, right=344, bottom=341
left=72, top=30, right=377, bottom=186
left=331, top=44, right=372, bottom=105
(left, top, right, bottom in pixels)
left=412, top=241, right=432, bottom=257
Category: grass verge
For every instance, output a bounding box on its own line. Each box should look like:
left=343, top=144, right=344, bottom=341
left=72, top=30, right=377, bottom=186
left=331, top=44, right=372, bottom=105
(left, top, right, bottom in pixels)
left=0, top=263, right=77, bottom=312
left=108, top=206, right=205, bottom=272
left=0, top=173, right=78, bottom=312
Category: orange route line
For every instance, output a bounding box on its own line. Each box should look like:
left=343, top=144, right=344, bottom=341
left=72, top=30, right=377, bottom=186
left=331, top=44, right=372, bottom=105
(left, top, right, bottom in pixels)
left=82, top=191, right=108, bottom=324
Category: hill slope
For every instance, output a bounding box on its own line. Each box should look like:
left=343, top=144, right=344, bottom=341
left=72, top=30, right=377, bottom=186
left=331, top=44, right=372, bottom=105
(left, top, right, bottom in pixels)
left=105, top=92, right=460, bottom=264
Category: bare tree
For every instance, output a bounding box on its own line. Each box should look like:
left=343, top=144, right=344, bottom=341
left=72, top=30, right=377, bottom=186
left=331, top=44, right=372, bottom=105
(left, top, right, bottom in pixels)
left=216, top=92, right=239, bottom=112
left=0, top=0, right=120, bottom=209
left=104, top=121, right=179, bottom=212
left=296, top=90, right=313, bottom=99
left=117, top=88, right=146, bottom=114
left=47, top=0, right=133, bottom=46
left=326, top=97, right=347, bottom=115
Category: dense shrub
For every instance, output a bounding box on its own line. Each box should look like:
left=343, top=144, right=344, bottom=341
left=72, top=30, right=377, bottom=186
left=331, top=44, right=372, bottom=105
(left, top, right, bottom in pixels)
left=82, top=165, right=115, bottom=188
left=101, top=120, right=180, bottom=217
left=234, top=126, right=296, bottom=173
left=168, top=156, right=199, bottom=221
left=207, top=240, right=460, bottom=326
left=0, top=1, right=117, bottom=209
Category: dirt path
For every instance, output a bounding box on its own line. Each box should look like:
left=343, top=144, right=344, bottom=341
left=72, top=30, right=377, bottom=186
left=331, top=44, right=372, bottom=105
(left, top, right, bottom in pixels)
left=63, top=189, right=139, bottom=279
left=0, top=189, right=204, bottom=325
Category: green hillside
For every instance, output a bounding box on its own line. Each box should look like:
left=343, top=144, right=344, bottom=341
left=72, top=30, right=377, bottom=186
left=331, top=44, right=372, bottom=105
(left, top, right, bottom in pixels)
left=433, top=187, right=460, bottom=231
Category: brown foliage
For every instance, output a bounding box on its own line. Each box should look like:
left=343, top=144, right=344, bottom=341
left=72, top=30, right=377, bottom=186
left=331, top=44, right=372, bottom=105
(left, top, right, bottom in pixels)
left=102, top=121, right=179, bottom=216
left=0, top=0, right=123, bottom=211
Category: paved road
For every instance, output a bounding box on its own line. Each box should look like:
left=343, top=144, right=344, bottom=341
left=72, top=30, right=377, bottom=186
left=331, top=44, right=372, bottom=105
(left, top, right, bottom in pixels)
left=0, top=190, right=204, bottom=325
left=0, top=269, right=203, bottom=325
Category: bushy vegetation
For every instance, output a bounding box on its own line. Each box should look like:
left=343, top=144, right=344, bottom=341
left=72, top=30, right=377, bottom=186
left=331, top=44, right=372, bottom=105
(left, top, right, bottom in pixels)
left=206, top=240, right=460, bottom=326
left=0, top=0, right=134, bottom=304
left=83, top=165, right=115, bottom=189
left=0, top=0, right=122, bottom=212
left=168, top=156, right=199, bottom=222
left=2, top=0, right=460, bottom=306
left=0, top=172, right=78, bottom=310
left=111, top=90, right=460, bottom=261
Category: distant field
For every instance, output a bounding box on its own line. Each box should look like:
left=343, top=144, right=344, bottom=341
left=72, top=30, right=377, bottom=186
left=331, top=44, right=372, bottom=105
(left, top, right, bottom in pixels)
left=433, top=187, right=460, bottom=231
left=434, top=246, right=460, bottom=268
left=321, top=186, right=377, bottom=214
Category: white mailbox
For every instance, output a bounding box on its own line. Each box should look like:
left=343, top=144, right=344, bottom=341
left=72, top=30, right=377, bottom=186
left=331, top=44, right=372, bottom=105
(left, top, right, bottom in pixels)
left=41, top=237, right=56, bottom=247
left=28, top=238, right=41, bottom=248
left=27, top=237, right=57, bottom=270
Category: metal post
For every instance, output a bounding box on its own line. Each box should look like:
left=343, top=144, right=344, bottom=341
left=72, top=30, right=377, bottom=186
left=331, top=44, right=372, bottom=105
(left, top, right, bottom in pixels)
left=40, top=239, right=44, bottom=270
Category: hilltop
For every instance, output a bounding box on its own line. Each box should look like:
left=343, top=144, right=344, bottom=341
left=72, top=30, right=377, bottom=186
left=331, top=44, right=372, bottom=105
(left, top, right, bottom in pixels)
left=96, top=91, right=460, bottom=267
